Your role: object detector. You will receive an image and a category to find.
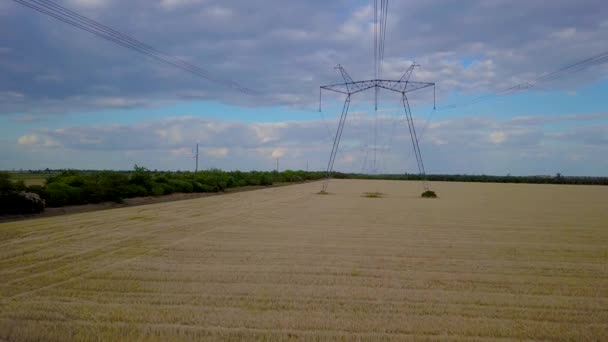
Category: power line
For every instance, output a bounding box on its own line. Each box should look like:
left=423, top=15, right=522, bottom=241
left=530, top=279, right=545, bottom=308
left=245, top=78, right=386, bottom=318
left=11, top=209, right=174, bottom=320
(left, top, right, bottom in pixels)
left=13, top=0, right=256, bottom=95
left=438, top=49, right=608, bottom=111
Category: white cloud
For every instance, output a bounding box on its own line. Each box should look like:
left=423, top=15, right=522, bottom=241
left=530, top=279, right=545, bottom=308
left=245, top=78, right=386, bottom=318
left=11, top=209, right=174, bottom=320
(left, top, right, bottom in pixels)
left=169, top=147, right=191, bottom=157
left=551, top=27, right=577, bottom=40
left=94, top=97, right=146, bottom=108
left=18, top=135, right=39, bottom=145
left=0, top=91, right=24, bottom=99
left=207, top=6, right=232, bottom=18
left=3, top=1, right=608, bottom=115
left=489, top=131, right=507, bottom=144
left=66, top=0, right=108, bottom=9
left=206, top=147, right=229, bottom=157
left=271, top=148, right=287, bottom=159
left=17, top=134, right=59, bottom=147
left=160, top=0, right=205, bottom=10
left=6, top=111, right=606, bottom=174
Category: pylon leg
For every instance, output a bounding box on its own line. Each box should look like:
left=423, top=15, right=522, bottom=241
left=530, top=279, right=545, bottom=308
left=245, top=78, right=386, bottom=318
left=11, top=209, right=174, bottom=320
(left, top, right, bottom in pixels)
left=322, top=95, right=351, bottom=192
left=402, top=94, right=429, bottom=191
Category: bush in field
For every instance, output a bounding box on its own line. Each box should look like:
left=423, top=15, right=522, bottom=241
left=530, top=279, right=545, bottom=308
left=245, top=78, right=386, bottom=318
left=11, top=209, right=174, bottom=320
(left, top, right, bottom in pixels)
left=421, top=190, right=437, bottom=198
left=45, top=182, right=79, bottom=207
left=191, top=181, right=205, bottom=192
left=151, top=184, right=165, bottom=196
left=200, top=184, right=216, bottom=192
left=97, top=172, right=130, bottom=203
left=168, top=179, right=193, bottom=193
left=0, top=172, right=13, bottom=193
left=124, top=184, right=148, bottom=198
left=0, top=172, right=46, bottom=214
left=260, top=174, right=273, bottom=186
left=130, top=165, right=154, bottom=191
left=159, top=183, right=175, bottom=195
left=13, top=180, right=27, bottom=192
left=0, top=191, right=45, bottom=215
left=27, top=185, right=46, bottom=198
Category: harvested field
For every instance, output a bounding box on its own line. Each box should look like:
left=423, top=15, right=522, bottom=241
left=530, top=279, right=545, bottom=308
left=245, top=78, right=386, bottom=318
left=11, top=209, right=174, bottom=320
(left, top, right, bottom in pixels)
left=1, top=179, right=607, bottom=341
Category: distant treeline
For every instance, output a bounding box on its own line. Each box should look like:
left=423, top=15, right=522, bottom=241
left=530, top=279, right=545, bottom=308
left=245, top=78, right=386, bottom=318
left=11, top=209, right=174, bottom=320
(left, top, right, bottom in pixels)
left=2, top=168, right=607, bottom=214
left=334, top=172, right=608, bottom=185
left=2, top=167, right=325, bottom=209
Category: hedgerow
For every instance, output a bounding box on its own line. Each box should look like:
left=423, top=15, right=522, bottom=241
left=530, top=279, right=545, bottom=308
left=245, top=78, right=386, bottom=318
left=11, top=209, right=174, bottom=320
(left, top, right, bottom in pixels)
left=31, top=167, right=326, bottom=208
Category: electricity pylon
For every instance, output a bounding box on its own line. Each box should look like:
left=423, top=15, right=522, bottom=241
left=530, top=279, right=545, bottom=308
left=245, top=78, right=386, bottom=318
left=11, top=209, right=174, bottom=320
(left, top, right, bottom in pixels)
left=318, top=63, right=436, bottom=192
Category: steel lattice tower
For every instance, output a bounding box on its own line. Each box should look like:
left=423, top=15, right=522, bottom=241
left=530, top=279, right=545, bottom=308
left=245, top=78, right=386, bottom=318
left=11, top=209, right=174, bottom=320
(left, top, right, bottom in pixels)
left=318, top=0, right=437, bottom=193
left=319, top=64, right=435, bottom=192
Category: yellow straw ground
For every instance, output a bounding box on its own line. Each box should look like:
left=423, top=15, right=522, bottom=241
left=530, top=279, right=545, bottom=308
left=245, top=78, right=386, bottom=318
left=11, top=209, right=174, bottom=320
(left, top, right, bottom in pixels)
left=1, top=179, right=607, bottom=341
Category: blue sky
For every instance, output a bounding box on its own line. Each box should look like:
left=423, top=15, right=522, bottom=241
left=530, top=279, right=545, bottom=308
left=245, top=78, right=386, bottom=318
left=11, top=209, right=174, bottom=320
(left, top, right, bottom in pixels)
left=1, top=0, right=608, bottom=175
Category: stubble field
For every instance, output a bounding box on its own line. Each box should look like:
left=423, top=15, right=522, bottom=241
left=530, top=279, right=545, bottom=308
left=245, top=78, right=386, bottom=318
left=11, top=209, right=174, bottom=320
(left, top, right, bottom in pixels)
left=0, top=179, right=607, bottom=341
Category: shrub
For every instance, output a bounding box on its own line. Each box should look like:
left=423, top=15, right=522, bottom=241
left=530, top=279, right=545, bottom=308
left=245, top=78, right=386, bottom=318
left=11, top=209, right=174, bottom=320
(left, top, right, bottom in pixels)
left=192, top=181, right=205, bottom=192
left=0, top=172, right=13, bottom=193
left=27, top=185, right=46, bottom=198
left=168, top=179, right=193, bottom=193
left=130, top=165, right=153, bottom=191
left=0, top=192, right=45, bottom=215
left=260, top=174, right=273, bottom=186
left=151, top=184, right=165, bottom=196
left=13, top=180, right=27, bottom=192
left=160, top=183, right=175, bottom=195
left=200, top=184, right=217, bottom=192
left=155, top=175, right=169, bottom=184
left=124, top=184, right=148, bottom=198
left=421, top=190, right=438, bottom=198
left=45, top=182, right=81, bottom=207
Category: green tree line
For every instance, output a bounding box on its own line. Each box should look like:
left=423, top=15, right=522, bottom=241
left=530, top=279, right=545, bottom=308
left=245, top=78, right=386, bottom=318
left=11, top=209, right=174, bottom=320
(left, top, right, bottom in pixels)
left=339, top=172, right=608, bottom=185
left=3, top=168, right=607, bottom=214
left=6, top=167, right=326, bottom=208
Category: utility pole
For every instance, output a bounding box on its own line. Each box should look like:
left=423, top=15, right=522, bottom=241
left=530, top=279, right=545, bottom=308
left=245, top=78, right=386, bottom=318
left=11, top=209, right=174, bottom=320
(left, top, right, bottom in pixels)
left=276, top=158, right=279, bottom=172
left=194, top=143, right=199, bottom=173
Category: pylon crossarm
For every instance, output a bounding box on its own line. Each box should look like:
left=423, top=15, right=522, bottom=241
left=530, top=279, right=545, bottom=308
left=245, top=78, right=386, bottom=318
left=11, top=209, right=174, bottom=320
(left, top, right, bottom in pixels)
left=376, top=80, right=434, bottom=94
left=320, top=81, right=377, bottom=95
left=321, top=80, right=434, bottom=96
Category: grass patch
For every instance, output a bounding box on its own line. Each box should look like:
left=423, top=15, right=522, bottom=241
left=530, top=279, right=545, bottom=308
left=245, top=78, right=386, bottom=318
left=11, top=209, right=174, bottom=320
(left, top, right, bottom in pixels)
left=363, top=192, right=385, bottom=198
left=317, top=190, right=330, bottom=195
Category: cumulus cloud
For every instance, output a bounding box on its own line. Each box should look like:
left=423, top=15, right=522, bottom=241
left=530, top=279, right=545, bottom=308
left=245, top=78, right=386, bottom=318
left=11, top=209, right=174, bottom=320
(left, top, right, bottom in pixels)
left=271, top=148, right=287, bottom=159
left=206, top=147, right=229, bottom=157
left=2, top=1, right=608, bottom=114
left=17, top=134, right=58, bottom=147
left=489, top=131, right=507, bottom=144
left=551, top=27, right=577, bottom=40
left=17, top=135, right=39, bottom=145
left=0, top=91, right=24, bottom=100
left=159, top=0, right=206, bottom=10
left=66, top=0, right=108, bottom=9
left=7, top=111, right=606, bottom=175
